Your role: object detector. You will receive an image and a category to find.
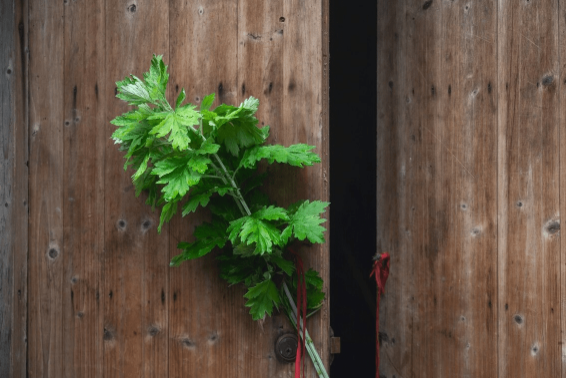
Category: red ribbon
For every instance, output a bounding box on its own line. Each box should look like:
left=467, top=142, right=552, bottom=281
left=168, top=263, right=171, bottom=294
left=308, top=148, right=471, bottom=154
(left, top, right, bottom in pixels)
left=289, top=248, right=306, bottom=378
left=370, top=252, right=390, bottom=378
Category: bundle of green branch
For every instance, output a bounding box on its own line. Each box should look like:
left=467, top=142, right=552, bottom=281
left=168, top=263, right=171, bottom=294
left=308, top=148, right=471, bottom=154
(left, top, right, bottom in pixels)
left=110, top=55, right=329, bottom=326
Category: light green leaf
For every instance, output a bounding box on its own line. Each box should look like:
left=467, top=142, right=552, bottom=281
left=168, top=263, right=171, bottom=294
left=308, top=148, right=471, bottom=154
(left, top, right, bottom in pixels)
left=188, top=155, right=212, bottom=174
left=116, top=75, right=152, bottom=105
left=176, top=88, right=186, bottom=108
left=286, top=200, right=329, bottom=244
left=143, top=54, right=169, bottom=101
left=239, top=144, right=321, bottom=170
left=201, top=93, right=215, bottom=111
left=254, top=205, right=289, bottom=221
left=196, top=138, right=221, bottom=155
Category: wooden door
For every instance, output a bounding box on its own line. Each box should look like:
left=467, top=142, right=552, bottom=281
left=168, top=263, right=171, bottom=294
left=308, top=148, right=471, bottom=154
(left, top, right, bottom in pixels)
left=378, top=1, right=563, bottom=377
left=1, top=0, right=329, bottom=376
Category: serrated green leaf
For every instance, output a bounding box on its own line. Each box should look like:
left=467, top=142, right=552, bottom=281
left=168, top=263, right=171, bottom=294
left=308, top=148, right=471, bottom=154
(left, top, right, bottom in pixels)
left=243, top=279, right=280, bottom=320
left=158, top=200, right=178, bottom=233
left=171, top=221, right=228, bottom=266
left=239, top=144, right=321, bottom=170
left=143, top=54, right=169, bottom=102
left=196, top=138, right=221, bottom=155
left=152, top=155, right=202, bottom=201
left=213, top=99, right=265, bottom=156
left=116, top=75, right=153, bottom=106
left=280, top=225, right=292, bottom=245
left=188, top=155, right=212, bottom=174
left=149, top=113, right=191, bottom=151
left=132, top=153, right=150, bottom=180
left=228, top=209, right=284, bottom=255
left=176, top=104, right=200, bottom=124
left=182, top=192, right=212, bottom=215
left=254, top=205, right=289, bottom=221
left=269, top=255, right=295, bottom=276
left=241, top=96, right=259, bottom=113
left=286, top=268, right=326, bottom=312
left=176, top=88, right=186, bottom=108
left=218, top=251, right=264, bottom=286
left=304, top=268, right=324, bottom=290
left=227, top=217, right=247, bottom=244
left=286, top=200, right=329, bottom=244
left=239, top=217, right=282, bottom=254
left=201, top=93, right=215, bottom=111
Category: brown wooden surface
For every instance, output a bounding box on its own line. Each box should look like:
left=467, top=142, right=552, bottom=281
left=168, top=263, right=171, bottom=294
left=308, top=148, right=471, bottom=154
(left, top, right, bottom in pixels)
left=1, top=0, right=28, bottom=377
left=18, top=0, right=329, bottom=377
left=378, top=1, right=562, bottom=377
left=28, top=0, right=65, bottom=376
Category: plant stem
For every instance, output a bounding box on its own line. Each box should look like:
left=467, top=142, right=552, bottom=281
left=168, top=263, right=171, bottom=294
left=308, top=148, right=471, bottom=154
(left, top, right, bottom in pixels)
left=283, top=282, right=329, bottom=378
left=212, top=153, right=252, bottom=216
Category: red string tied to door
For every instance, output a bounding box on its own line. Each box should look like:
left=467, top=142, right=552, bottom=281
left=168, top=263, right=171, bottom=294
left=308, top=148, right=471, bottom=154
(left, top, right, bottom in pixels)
left=370, top=252, right=390, bottom=378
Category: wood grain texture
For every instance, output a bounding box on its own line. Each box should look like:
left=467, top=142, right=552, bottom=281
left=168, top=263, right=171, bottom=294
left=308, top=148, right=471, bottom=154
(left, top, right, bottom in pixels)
left=378, top=0, right=498, bottom=377
left=498, top=1, right=561, bottom=377
left=378, top=0, right=565, bottom=378
left=11, top=1, right=29, bottom=377
left=377, top=1, right=412, bottom=376
left=1, top=0, right=28, bottom=377
left=62, top=0, right=105, bottom=376
left=28, top=0, right=65, bottom=375
left=103, top=1, right=169, bottom=378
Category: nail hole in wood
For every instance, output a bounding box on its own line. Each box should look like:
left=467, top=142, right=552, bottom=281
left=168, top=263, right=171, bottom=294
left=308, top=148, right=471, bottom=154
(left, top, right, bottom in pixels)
left=103, top=327, right=114, bottom=341
left=48, top=248, right=59, bottom=259
left=542, top=75, right=554, bottom=87
left=148, top=325, right=160, bottom=337
left=279, top=16, right=285, bottom=22
left=142, top=219, right=152, bottom=230
left=514, top=314, right=523, bottom=324
left=180, top=338, right=195, bottom=348
left=545, top=220, right=560, bottom=235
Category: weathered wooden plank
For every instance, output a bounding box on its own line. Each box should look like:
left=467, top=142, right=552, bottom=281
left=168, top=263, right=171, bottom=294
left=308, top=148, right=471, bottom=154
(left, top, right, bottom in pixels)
left=560, top=2, right=566, bottom=376
left=11, top=1, right=29, bottom=377
left=62, top=0, right=105, bottom=377
left=28, top=0, right=65, bottom=375
left=237, top=0, right=296, bottom=376
left=1, top=0, right=28, bottom=377
left=378, top=1, right=498, bottom=377
left=103, top=1, right=169, bottom=377
left=498, top=1, right=561, bottom=377
left=0, top=0, right=15, bottom=372
left=431, top=1, right=498, bottom=377
left=281, top=0, right=330, bottom=374
left=167, top=1, right=241, bottom=376
left=376, top=0, right=412, bottom=377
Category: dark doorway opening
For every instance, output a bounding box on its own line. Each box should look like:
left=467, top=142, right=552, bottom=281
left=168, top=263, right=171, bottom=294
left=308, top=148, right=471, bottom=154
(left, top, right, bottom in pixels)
left=330, top=1, right=378, bottom=376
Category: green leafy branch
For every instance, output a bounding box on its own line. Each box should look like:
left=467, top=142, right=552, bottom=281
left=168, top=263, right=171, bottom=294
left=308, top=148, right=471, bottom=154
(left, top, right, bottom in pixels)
left=111, top=54, right=329, bottom=335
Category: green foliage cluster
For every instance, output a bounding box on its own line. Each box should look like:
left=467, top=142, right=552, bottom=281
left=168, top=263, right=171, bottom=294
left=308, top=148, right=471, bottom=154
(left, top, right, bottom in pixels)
left=111, top=55, right=329, bottom=321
